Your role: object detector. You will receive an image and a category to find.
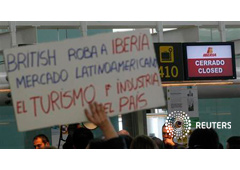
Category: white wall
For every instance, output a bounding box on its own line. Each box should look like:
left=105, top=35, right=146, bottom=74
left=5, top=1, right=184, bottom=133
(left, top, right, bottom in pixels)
left=147, top=115, right=166, bottom=140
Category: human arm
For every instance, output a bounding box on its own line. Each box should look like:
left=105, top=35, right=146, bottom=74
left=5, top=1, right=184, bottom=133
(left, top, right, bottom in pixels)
left=84, top=102, right=118, bottom=140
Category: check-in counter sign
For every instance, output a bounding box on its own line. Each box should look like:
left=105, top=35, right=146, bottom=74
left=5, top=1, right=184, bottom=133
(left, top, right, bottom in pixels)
left=160, top=46, right=174, bottom=63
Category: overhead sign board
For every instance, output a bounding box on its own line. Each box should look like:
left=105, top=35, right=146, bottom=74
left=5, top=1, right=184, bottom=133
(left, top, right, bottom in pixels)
left=183, top=42, right=236, bottom=80
left=154, top=43, right=185, bottom=81
left=4, top=30, right=166, bottom=132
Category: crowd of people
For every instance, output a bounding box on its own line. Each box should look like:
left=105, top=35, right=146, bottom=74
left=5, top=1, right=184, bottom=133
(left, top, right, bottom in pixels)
left=33, top=102, right=240, bottom=149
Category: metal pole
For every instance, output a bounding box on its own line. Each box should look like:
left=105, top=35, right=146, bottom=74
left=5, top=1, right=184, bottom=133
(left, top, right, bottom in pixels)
left=156, top=21, right=164, bottom=42
left=9, top=21, right=17, bottom=47
left=80, top=21, right=87, bottom=37
left=218, top=21, right=226, bottom=42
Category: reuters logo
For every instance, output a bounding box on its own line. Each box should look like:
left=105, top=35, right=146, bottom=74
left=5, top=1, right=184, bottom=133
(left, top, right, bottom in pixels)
left=164, top=111, right=191, bottom=139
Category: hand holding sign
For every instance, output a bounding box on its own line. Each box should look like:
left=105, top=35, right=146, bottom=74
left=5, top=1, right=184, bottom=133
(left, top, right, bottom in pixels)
left=85, top=102, right=118, bottom=140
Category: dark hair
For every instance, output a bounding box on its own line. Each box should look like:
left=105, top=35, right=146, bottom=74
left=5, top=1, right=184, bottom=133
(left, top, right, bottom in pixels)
left=72, top=127, right=94, bottom=149
left=63, top=135, right=74, bottom=149
left=130, top=135, right=158, bottom=149
left=227, top=136, right=240, bottom=149
left=88, top=138, right=106, bottom=149
left=119, top=135, right=133, bottom=149
left=162, top=124, right=167, bottom=129
left=33, top=134, right=49, bottom=144
left=88, top=136, right=127, bottom=149
left=188, top=129, right=219, bottom=149
left=151, top=137, right=164, bottom=149
left=218, top=143, right=224, bottom=149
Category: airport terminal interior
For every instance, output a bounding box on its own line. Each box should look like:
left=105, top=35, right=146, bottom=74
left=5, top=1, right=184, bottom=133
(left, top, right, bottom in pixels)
left=0, top=21, right=240, bottom=149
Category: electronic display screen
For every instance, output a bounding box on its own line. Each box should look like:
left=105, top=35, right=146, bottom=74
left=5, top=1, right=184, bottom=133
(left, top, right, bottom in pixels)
left=183, top=42, right=236, bottom=80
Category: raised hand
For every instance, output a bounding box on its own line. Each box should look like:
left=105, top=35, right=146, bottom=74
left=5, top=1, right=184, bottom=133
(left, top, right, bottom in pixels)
left=84, top=102, right=118, bottom=140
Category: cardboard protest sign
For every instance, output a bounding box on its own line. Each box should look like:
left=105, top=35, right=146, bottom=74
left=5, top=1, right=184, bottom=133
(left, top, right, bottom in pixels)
left=4, top=30, right=165, bottom=132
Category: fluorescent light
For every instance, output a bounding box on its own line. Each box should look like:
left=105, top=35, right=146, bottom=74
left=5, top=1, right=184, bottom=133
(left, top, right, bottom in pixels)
left=0, top=89, right=11, bottom=92
left=113, top=29, right=135, bottom=32
left=162, top=81, right=234, bottom=87
left=0, top=122, right=10, bottom=125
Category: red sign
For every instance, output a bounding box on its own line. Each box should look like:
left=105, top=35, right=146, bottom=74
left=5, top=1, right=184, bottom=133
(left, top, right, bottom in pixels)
left=185, top=45, right=234, bottom=78
left=188, top=58, right=233, bottom=77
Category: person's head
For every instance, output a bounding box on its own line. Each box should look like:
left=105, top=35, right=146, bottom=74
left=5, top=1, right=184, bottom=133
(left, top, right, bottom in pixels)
left=219, top=143, right=224, bottom=149
left=87, top=136, right=127, bottom=149
left=162, top=124, right=174, bottom=143
left=33, top=134, right=50, bottom=149
left=151, top=137, right=164, bottom=149
left=118, top=130, right=130, bottom=136
left=72, top=127, right=94, bottom=149
left=119, top=135, right=133, bottom=149
left=226, top=136, right=240, bottom=149
left=86, top=138, right=106, bottom=149
left=188, top=129, right=219, bottom=149
left=62, top=135, right=74, bottom=149
left=130, top=135, right=158, bottom=149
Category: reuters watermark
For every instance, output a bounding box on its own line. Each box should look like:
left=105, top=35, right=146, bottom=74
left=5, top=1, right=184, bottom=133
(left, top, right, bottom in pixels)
left=196, top=122, right=231, bottom=129
left=165, top=111, right=191, bottom=139
left=165, top=111, right=231, bottom=138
